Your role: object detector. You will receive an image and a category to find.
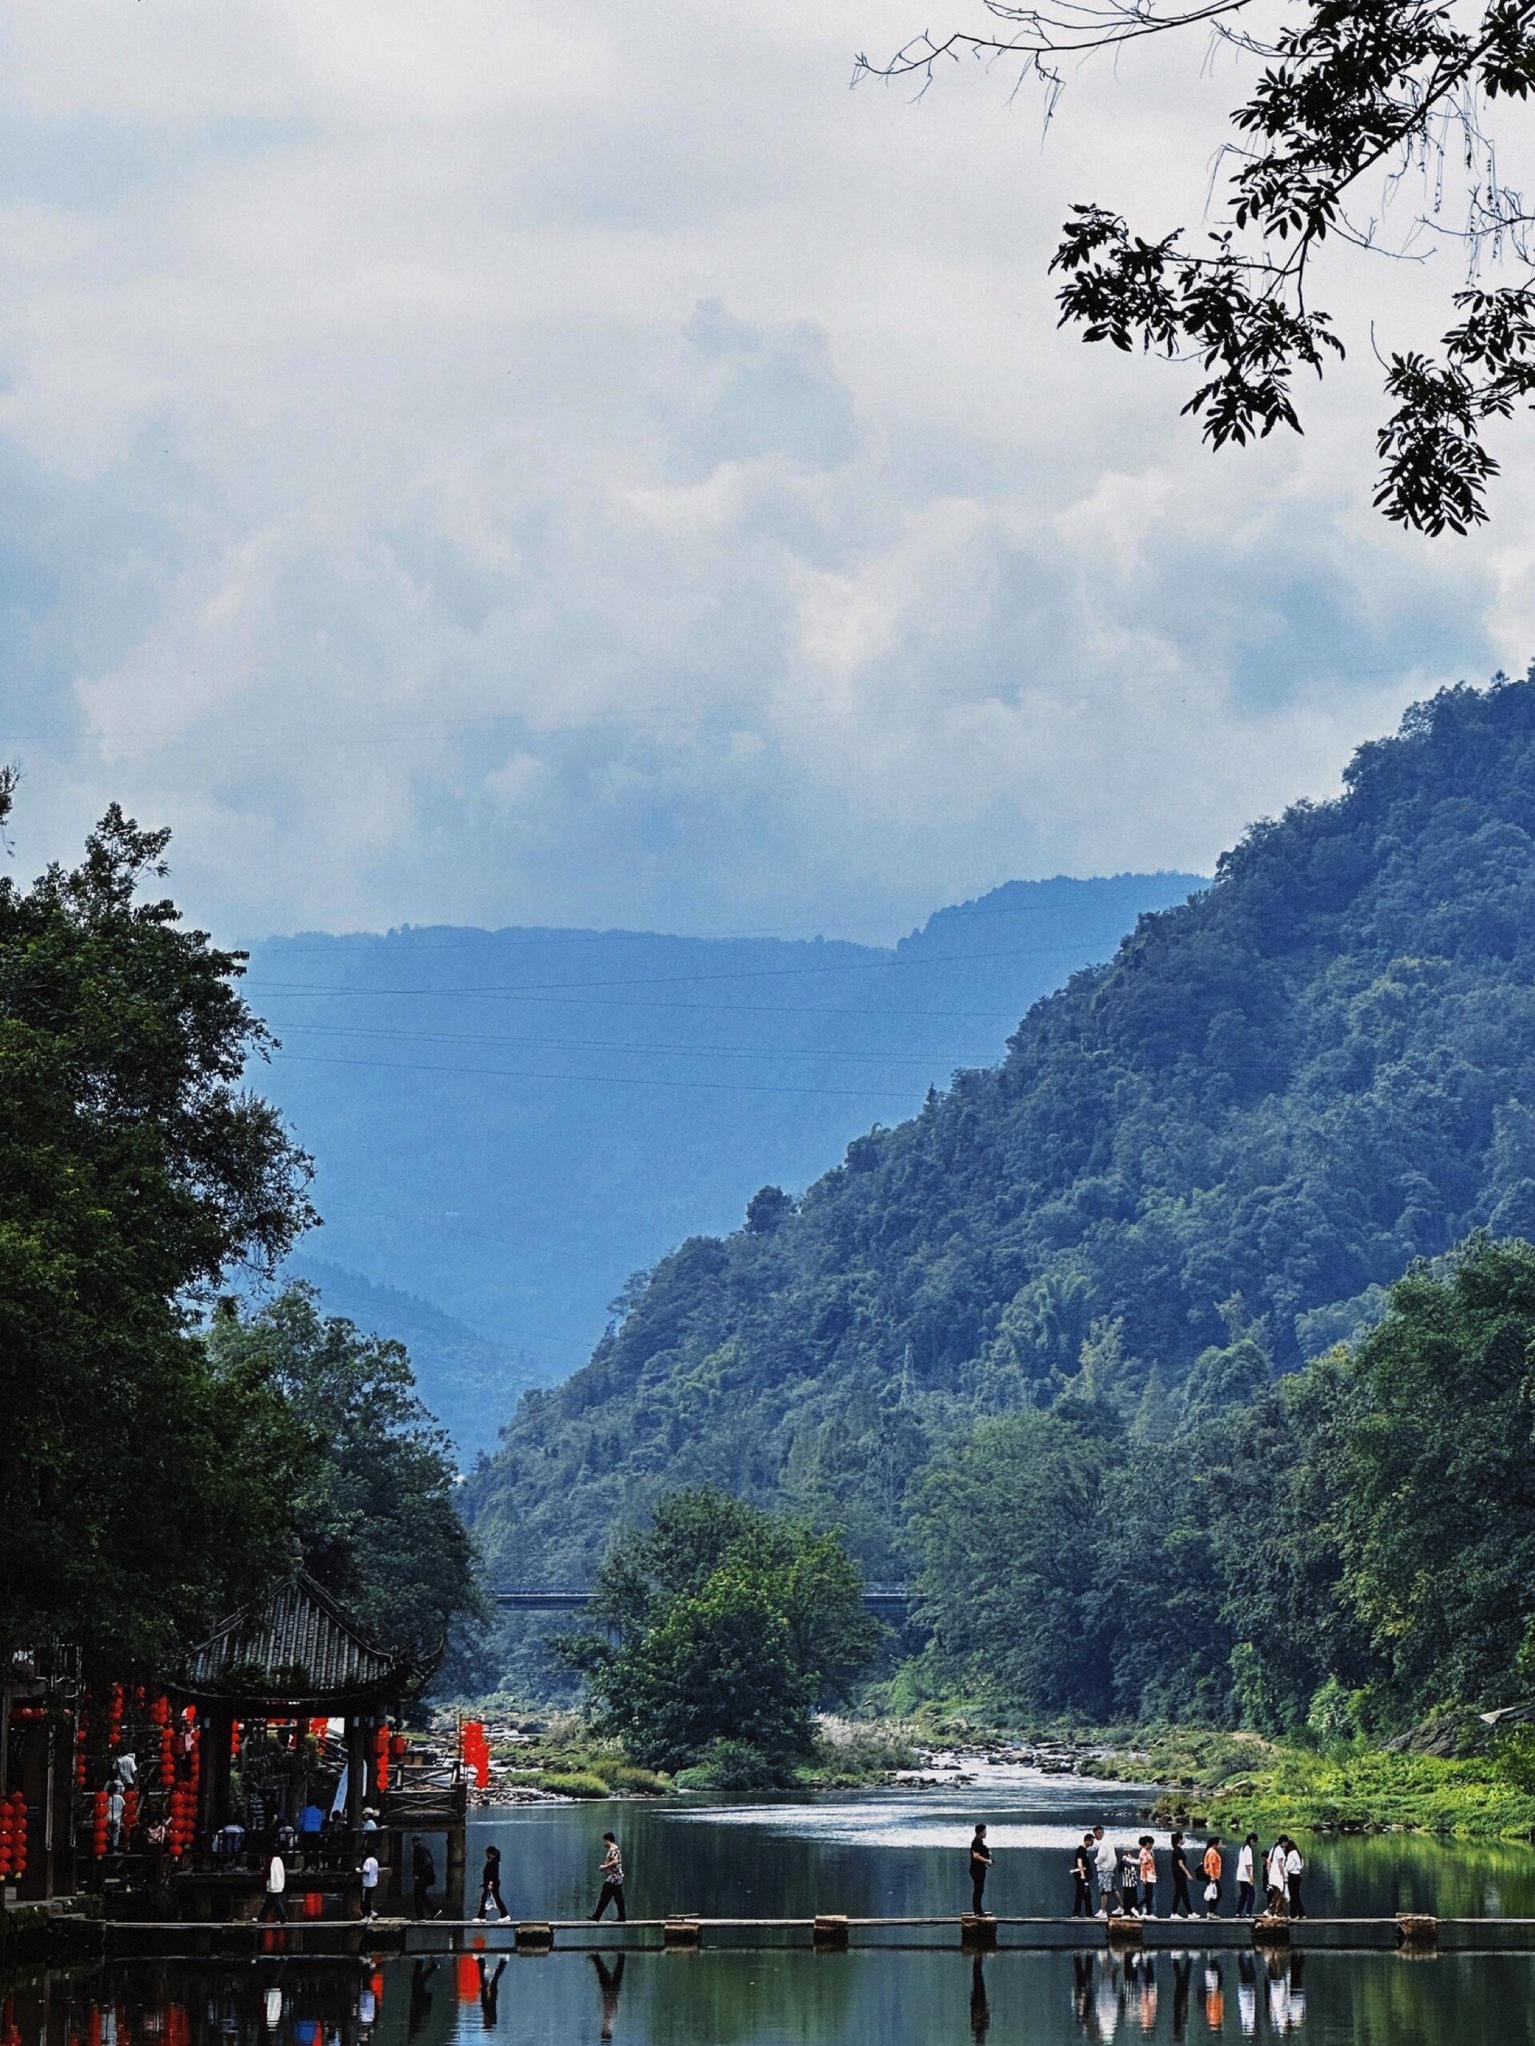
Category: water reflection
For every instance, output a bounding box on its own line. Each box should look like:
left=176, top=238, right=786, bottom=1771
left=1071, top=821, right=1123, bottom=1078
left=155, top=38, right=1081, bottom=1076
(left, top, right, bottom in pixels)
left=590, top=1953, right=626, bottom=2040
left=11, top=1947, right=1535, bottom=2046
left=1060, top=1950, right=1314, bottom=2041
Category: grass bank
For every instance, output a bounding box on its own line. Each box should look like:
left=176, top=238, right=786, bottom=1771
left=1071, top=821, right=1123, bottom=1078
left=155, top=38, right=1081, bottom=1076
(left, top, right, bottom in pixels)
left=1093, top=1724, right=1535, bottom=1843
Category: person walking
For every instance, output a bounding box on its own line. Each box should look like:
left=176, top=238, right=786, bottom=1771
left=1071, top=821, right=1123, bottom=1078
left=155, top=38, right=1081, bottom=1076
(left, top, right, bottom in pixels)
left=592, top=1832, right=627, bottom=1922
left=1092, top=1825, right=1117, bottom=1919
left=1169, top=1831, right=1193, bottom=1918
left=476, top=1843, right=508, bottom=1921
left=1119, top=1841, right=1142, bottom=1917
left=1284, top=1839, right=1306, bottom=1919
left=411, top=1836, right=437, bottom=1919
left=1137, top=1836, right=1158, bottom=1918
left=1235, top=1834, right=1258, bottom=1917
left=258, top=1846, right=287, bottom=1924
left=968, top=1825, right=993, bottom=1915
left=1264, top=1838, right=1288, bottom=1916
left=360, top=1848, right=380, bottom=1919
left=1201, top=1836, right=1224, bottom=1917
left=1071, top=1834, right=1095, bottom=1918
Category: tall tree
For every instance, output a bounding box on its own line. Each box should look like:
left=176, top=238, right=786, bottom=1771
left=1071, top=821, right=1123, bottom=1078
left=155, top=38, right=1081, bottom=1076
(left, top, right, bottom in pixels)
left=564, top=1488, right=878, bottom=1771
left=205, top=1287, right=485, bottom=1667
left=0, top=778, right=316, bottom=1669
left=860, top=2, right=1535, bottom=533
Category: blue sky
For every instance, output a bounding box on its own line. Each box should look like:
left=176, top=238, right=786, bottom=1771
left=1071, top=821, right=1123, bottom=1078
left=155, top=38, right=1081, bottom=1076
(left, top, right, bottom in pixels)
left=0, top=0, right=1524, bottom=943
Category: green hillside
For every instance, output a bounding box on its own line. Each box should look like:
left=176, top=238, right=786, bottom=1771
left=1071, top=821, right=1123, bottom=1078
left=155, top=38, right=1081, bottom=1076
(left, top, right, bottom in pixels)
left=466, top=674, right=1535, bottom=1602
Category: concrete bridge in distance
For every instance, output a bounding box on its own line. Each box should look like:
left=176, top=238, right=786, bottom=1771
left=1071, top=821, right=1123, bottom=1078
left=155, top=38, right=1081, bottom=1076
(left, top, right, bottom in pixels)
left=495, top=1585, right=913, bottom=1618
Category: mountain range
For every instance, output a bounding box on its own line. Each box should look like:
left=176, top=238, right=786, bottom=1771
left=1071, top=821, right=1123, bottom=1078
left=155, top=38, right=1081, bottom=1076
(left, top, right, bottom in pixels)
left=244, top=872, right=1201, bottom=1454
left=463, top=676, right=1535, bottom=1602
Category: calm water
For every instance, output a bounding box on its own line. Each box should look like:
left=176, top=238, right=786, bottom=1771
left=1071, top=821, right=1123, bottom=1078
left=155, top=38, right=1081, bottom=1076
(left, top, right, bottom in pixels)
left=9, top=1768, right=1535, bottom=2045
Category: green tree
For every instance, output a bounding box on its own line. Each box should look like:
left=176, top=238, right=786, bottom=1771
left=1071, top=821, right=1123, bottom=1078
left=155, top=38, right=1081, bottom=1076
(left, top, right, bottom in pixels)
left=1316, top=1235, right=1535, bottom=1710
left=860, top=3, right=1535, bottom=533
left=0, top=780, right=315, bottom=1671
left=205, top=1286, right=485, bottom=1668
left=911, top=1410, right=1111, bottom=1715
left=564, top=1488, right=878, bottom=1771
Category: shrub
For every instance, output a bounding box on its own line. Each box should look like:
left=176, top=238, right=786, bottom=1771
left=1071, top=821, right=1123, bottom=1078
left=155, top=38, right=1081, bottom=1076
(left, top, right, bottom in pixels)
left=535, top=1771, right=611, bottom=1799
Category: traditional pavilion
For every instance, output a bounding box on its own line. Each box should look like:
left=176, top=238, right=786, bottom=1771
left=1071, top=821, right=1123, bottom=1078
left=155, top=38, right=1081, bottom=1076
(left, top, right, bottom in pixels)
left=176, top=1571, right=440, bottom=1840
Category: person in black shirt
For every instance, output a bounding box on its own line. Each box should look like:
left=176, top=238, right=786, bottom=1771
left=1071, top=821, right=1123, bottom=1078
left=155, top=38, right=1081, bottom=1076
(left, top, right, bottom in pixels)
left=1169, top=1831, right=1193, bottom=1919
left=1072, top=1835, right=1095, bottom=1917
left=411, top=1837, right=436, bottom=1919
left=969, top=1825, right=993, bottom=1915
left=476, top=1844, right=507, bottom=1921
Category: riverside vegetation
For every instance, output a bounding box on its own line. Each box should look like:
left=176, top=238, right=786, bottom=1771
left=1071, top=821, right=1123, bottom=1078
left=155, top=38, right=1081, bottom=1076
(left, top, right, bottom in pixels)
left=468, top=676, right=1535, bottom=1786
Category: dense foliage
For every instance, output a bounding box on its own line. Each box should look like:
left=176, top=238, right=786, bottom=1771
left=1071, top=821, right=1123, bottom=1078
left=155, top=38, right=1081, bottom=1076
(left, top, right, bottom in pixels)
left=468, top=674, right=1535, bottom=1693
left=0, top=780, right=317, bottom=1671
left=861, top=2, right=1535, bottom=534
left=559, top=1489, right=878, bottom=1772
left=0, top=783, right=483, bottom=1686
left=911, top=1237, right=1535, bottom=1728
left=204, top=1287, right=485, bottom=1671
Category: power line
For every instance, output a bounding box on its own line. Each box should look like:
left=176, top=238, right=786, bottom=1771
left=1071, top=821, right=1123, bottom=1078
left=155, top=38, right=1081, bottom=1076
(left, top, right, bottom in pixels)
left=245, top=936, right=1114, bottom=1002
left=274, top=1021, right=997, bottom=1065
left=274, top=1049, right=940, bottom=1100
left=254, top=988, right=1027, bottom=1020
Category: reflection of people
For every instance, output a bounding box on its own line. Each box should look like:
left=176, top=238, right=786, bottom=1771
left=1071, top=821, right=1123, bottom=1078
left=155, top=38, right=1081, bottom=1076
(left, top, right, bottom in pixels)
left=969, top=1955, right=991, bottom=2041
left=591, top=1833, right=626, bottom=1922
left=407, top=1959, right=438, bottom=2039
left=1071, top=1953, right=1094, bottom=2030
left=1170, top=1955, right=1191, bottom=2041
left=590, top=1953, right=625, bottom=2041
left=1203, top=1961, right=1225, bottom=2030
left=968, top=1825, right=992, bottom=1915
left=476, top=1956, right=506, bottom=2028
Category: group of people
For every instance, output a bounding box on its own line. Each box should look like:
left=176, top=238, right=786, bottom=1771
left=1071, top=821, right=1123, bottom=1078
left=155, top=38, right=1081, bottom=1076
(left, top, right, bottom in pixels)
left=470, top=1832, right=627, bottom=1925
left=968, top=1823, right=1307, bottom=1921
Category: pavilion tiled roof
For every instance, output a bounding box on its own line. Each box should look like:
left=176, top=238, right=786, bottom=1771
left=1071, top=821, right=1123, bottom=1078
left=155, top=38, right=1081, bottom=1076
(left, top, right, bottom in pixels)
left=181, top=1571, right=429, bottom=1706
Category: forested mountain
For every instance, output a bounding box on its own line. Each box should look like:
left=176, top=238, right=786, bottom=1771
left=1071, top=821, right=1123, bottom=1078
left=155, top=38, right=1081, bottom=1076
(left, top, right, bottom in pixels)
left=243, top=872, right=1198, bottom=1453
left=465, top=674, right=1535, bottom=1600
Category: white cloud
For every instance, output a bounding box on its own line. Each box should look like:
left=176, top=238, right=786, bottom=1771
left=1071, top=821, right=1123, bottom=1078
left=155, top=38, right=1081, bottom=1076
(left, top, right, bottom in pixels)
left=0, top=0, right=1526, bottom=942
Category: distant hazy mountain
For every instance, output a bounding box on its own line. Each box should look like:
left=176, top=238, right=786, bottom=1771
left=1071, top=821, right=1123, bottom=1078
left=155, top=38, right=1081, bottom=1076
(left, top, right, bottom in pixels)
left=243, top=872, right=1202, bottom=1453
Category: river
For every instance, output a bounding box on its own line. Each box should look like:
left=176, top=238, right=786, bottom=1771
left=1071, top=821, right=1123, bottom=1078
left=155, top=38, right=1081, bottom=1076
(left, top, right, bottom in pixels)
left=8, top=1766, right=1535, bottom=2043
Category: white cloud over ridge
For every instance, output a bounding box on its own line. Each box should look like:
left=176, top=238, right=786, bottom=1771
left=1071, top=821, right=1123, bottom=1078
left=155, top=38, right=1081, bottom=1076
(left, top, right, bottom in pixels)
left=0, top=0, right=1522, bottom=941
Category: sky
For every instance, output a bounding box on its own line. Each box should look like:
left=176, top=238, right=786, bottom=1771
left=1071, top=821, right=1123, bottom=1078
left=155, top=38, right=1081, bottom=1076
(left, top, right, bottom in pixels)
left=2, top=0, right=1532, bottom=944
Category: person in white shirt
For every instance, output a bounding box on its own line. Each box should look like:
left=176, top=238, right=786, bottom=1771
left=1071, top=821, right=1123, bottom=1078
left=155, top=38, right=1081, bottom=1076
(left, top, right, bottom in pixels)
left=1092, top=1826, right=1118, bottom=1917
left=360, top=1851, right=380, bottom=1919
left=1264, top=1840, right=1288, bottom=1915
left=1235, top=1834, right=1257, bottom=1917
left=258, top=1849, right=287, bottom=1924
left=1283, top=1840, right=1306, bottom=1919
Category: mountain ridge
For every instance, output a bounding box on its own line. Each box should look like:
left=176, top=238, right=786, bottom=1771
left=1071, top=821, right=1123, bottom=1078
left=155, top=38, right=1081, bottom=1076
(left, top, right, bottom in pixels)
left=463, top=674, right=1535, bottom=1603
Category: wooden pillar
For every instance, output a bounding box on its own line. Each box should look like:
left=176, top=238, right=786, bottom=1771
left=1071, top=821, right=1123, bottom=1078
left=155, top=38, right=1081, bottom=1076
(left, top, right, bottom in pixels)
left=812, top=1915, right=850, bottom=1949
left=960, top=1915, right=997, bottom=1950
left=1107, top=1914, right=1145, bottom=1946
left=663, top=1917, right=702, bottom=1948
left=515, top=1922, right=554, bottom=1950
